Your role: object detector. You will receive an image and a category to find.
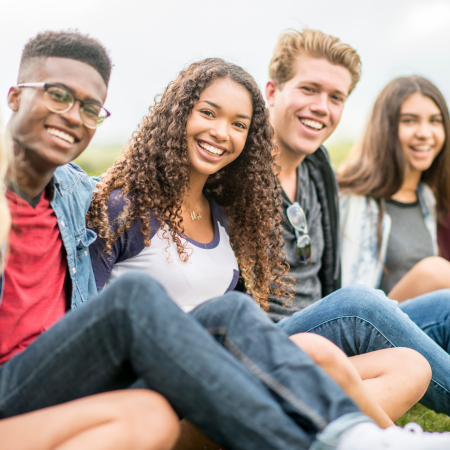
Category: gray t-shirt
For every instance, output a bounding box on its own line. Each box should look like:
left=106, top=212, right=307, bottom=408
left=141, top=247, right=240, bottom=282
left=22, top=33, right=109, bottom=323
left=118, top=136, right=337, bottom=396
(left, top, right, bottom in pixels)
left=379, top=198, right=434, bottom=294
left=269, top=163, right=324, bottom=321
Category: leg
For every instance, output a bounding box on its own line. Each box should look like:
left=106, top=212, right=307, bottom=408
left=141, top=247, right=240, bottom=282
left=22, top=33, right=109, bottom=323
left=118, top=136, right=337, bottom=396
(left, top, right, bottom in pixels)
left=0, top=272, right=363, bottom=450
left=190, top=294, right=368, bottom=438
left=349, top=348, right=431, bottom=421
left=290, top=333, right=393, bottom=427
left=0, top=390, right=179, bottom=450
left=191, top=299, right=450, bottom=448
left=277, top=284, right=450, bottom=415
left=398, top=289, right=450, bottom=353
left=388, top=257, right=450, bottom=302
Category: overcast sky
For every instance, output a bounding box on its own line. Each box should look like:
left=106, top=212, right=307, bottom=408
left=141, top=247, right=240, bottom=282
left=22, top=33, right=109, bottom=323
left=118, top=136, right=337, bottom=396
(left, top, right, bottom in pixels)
left=1, top=0, right=449, bottom=148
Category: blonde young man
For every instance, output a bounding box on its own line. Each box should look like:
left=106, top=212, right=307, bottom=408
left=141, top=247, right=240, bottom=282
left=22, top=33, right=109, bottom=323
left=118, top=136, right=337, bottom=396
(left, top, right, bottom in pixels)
left=268, top=28, right=450, bottom=425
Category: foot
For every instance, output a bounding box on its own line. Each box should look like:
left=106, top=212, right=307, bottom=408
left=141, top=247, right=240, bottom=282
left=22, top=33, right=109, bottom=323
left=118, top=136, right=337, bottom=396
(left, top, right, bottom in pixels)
left=338, top=422, right=450, bottom=449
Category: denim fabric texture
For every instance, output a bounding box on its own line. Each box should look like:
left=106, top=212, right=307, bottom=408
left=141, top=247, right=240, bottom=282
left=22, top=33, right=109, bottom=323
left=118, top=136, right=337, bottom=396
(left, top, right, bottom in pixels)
left=0, top=162, right=97, bottom=308
left=398, top=289, right=450, bottom=354
left=278, top=284, right=450, bottom=415
left=0, top=272, right=366, bottom=450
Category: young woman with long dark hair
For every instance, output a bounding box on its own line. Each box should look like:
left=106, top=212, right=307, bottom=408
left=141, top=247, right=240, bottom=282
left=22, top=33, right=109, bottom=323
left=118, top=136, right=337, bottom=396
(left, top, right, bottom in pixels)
left=339, top=76, right=450, bottom=301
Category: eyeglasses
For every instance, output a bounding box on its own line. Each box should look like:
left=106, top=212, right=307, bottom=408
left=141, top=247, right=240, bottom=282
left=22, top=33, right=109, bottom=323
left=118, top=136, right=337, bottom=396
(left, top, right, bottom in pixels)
left=17, top=83, right=111, bottom=129
left=286, top=202, right=312, bottom=265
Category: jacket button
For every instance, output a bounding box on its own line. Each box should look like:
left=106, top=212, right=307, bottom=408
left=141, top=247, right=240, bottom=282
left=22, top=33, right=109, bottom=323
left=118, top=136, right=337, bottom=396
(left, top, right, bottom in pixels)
left=72, top=267, right=76, bottom=274
left=61, top=220, right=65, bottom=227
left=84, top=250, right=88, bottom=256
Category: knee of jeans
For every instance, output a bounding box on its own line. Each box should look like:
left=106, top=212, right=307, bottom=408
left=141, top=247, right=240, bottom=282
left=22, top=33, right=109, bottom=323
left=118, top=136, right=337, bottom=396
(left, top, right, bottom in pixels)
left=332, top=284, right=396, bottom=317
left=213, top=291, right=260, bottom=316
left=109, top=271, right=166, bottom=308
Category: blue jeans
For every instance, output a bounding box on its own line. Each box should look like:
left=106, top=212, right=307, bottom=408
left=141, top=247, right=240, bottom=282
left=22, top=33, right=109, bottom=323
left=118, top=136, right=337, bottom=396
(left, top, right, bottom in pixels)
left=399, top=289, right=450, bottom=354
left=0, top=272, right=367, bottom=450
left=278, top=284, right=450, bottom=415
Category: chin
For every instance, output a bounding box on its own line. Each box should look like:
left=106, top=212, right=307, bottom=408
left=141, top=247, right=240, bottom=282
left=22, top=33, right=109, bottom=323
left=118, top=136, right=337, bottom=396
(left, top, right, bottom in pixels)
left=293, top=142, right=320, bottom=156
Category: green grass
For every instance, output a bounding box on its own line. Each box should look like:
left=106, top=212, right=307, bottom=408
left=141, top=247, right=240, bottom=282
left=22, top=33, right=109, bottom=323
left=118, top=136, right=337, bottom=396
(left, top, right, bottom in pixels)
left=326, top=141, right=354, bottom=168
left=396, top=404, right=450, bottom=431
left=74, top=144, right=123, bottom=177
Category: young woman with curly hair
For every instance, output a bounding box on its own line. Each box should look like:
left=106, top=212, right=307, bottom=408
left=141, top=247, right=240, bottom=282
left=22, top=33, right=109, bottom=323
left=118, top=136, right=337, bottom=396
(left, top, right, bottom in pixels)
left=86, top=60, right=436, bottom=441
left=87, top=58, right=291, bottom=310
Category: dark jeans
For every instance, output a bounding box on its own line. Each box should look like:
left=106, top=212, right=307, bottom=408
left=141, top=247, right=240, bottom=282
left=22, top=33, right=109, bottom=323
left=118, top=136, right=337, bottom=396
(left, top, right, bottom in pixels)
left=0, top=272, right=364, bottom=450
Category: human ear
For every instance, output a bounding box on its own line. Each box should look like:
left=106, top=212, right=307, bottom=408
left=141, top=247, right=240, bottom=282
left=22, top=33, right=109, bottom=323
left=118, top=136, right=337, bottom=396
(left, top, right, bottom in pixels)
left=266, top=80, right=277, bottom=107
left=7, top=87, right=22, bottom=112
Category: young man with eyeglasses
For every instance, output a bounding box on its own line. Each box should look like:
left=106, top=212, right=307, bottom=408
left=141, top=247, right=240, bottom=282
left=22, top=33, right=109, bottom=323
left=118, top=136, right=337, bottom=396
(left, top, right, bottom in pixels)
left=6, top=30, right=449, bottom=450
left=266, top=28, right=450, bottom=420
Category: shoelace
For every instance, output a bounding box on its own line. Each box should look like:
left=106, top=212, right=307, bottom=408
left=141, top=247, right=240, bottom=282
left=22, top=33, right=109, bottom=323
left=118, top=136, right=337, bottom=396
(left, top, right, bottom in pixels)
left=404, top=423, right=424, bottom=434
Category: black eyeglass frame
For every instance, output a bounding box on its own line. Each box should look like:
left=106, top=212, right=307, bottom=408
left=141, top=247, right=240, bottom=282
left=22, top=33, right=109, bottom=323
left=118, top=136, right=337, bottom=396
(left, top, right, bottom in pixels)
left=286, top=202, right=312, bottom=265
left=17, top=82, right=111, bottom=129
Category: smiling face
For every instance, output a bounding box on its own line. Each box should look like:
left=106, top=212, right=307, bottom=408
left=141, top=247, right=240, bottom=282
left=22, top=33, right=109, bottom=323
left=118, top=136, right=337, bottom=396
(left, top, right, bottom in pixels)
left=266, top=53, right=352, bottom=161
left=398, top=92, right=445, bottom=177
left=7, top=56, right=107, bottom=173
left=185, top=77, right=253, bottom=179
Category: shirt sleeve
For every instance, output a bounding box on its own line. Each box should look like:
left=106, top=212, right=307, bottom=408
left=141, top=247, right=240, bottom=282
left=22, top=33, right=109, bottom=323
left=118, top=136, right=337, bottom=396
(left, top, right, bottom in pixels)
left=89, top=190, right=151, bottom=292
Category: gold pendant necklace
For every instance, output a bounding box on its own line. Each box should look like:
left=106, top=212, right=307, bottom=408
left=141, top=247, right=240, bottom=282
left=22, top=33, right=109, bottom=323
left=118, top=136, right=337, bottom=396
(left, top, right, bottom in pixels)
left=190, top=210, right=202, bottom=221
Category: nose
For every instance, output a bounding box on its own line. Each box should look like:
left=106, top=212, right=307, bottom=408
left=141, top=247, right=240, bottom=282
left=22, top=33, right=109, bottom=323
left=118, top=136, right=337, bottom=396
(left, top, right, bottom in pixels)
left=209, top=119, right=229, bottom=142
left=309, top=93, right=329, bottom=116
left=60, top=101, right=83, bottom=126
left=415, top=121, right=433, bottom=140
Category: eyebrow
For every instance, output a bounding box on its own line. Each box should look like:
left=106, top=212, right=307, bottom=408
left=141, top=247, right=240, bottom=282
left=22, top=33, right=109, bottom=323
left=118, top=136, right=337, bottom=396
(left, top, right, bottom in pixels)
left=201, top=100, right=251, bottom=120
left=300, top=81, right=348, bottom=97
left=54, top=82, right=103, bottom=105
left=400, top=113, right=443, bottom=117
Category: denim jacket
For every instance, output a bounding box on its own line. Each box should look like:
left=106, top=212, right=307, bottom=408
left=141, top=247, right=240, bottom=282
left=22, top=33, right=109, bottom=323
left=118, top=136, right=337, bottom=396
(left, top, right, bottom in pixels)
left=339, top=182, right=437, bottom=288
left=0, top=162, right=98, bottom=309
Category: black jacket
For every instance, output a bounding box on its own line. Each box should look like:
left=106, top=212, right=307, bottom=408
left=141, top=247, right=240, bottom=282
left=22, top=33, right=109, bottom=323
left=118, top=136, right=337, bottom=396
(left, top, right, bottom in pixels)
left=304, top=146, right=341, bottom=297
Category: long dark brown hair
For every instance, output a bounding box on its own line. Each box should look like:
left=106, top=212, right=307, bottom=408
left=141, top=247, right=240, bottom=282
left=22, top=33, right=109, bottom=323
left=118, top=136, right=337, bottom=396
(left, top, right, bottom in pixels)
left=87, top=58, right=292, bottom=309
left=339, top=76, right=450, bottom=219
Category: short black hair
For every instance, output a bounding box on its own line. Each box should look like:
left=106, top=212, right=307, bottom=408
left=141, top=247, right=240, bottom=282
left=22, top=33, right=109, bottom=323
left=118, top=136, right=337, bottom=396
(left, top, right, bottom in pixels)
left=19, top=31, right=112, bottom=85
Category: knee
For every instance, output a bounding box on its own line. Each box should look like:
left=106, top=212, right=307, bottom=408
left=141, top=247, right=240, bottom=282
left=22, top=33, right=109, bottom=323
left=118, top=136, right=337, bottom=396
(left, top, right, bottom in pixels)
left=414, top=256, right=450, bottom=284
left=391, top=348, right=432, bottom=393
left=122, top=390, right=180, bottom=449
left=331, top=284, right=395, bottom=316
left=111, top=271, right=161, bottom=293
left=212, top=291, right=260, bottom=315
left=108, top=271, right=170, bottom=310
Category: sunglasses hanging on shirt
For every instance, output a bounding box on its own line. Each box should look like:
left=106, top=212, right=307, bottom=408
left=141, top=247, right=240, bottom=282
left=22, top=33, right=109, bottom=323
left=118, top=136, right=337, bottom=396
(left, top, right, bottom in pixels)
left=286, top=202, right=312, bottom=265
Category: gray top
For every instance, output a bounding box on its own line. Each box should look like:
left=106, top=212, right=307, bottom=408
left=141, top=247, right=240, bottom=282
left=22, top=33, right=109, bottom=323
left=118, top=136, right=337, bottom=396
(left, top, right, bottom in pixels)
left=269, top=162, right=324, bottom=321
left=379, top=198, right=434, bottom=294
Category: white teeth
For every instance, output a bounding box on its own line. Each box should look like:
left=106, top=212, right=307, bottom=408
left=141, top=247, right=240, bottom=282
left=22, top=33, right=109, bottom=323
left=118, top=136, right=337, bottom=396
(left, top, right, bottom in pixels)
left=300, top=118, right=324, bottom=130
left=198, top=141, right=225, bottom=156
left=47, top=127, right=75, bottom=144
left=412, top=145, right=432, bottom=152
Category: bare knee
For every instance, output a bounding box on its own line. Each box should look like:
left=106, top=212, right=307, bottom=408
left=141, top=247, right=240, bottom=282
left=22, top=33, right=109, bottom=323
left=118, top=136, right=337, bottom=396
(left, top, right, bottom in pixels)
left=388, top=348, right=431, bottom=397
left=118, top=390, right=180, bottom=450
left=414, top=257, right=450, bottom=287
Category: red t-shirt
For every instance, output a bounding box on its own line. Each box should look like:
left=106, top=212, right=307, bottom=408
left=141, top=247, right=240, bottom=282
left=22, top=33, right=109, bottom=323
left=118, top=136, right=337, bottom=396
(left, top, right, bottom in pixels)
left=0, top=188, right=67, bottom=364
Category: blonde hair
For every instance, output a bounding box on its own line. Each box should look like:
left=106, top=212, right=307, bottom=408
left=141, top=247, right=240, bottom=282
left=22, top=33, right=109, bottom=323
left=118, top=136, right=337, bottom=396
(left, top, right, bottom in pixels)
left=268, top=28, right=362, bottom=94
left=0, top=128, right=11, bottom=268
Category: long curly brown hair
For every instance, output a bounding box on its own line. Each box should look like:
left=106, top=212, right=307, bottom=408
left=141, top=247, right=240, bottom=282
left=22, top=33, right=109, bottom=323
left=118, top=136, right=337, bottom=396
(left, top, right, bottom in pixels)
left=87, top=58, right=292, bottom=309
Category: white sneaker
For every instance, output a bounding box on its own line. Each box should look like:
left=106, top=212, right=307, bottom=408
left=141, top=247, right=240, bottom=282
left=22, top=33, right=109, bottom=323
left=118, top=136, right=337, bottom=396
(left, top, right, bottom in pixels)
left=337, top=421, right=450, bottom=449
